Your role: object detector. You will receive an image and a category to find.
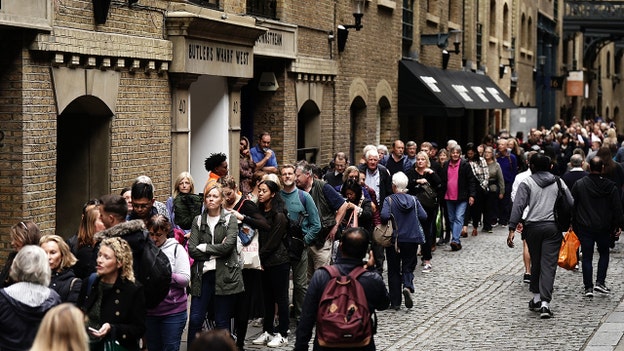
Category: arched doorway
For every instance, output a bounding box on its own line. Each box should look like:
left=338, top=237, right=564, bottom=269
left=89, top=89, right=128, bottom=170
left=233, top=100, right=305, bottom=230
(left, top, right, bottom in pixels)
left=350, top=96, right=367, bottom=163
left=57, top=96, right=112, bottom=237
left=297, top=100, right=321, bottom=163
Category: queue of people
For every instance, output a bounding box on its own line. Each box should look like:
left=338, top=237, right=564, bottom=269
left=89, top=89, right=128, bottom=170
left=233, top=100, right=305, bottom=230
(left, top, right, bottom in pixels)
left=4, top=120, right=624, bottom=351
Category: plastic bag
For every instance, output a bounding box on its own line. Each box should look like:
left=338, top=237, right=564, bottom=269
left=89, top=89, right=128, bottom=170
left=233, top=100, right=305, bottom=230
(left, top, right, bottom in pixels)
left=558, top=229, right=580, bottom=270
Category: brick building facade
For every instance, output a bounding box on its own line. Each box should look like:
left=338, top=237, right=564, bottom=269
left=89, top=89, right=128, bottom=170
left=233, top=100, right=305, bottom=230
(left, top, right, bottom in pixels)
left=0, top=0, right=401, bottom=262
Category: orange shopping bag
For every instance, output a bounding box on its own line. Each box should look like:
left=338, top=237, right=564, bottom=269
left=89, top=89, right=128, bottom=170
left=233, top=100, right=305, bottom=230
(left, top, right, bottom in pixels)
left=558, top=229, right=580, bottom=270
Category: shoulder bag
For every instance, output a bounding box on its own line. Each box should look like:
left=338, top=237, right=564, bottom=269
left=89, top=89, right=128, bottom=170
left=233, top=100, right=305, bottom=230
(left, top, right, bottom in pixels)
left=373, top=197, right=394, bottom=247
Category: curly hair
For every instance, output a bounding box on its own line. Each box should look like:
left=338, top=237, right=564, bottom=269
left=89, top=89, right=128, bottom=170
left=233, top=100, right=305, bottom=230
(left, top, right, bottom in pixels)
left=204, top=153, right=227, bottom=172
left=39, top=234, right=78, bottom=271
left=100, top=237, right=135, bottom=283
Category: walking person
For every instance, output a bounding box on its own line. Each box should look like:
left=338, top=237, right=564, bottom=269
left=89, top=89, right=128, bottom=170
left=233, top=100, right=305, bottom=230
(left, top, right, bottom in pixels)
left=571, top=157, right=624, bottom=297
left=483, top=146, right=504, bottom=233
left=440, top=145, right=477, bottom=251
left=293, top=227, right=390, bottom=351
left=507, top=153, right=573, bottom=319
left=380, top=172, right=427, bottom=310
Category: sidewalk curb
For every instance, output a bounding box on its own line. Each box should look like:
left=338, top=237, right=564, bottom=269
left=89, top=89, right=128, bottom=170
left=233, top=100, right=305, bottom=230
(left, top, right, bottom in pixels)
left=584, top=296, right=624, bottom=351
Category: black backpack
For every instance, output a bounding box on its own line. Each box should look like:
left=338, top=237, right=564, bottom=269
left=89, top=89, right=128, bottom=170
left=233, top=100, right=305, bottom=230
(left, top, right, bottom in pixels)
left=173, top=193, right=203, bottom=230
left=138, top=239, right=172, bottom=309
left=553, top=177, right=572, bottom=232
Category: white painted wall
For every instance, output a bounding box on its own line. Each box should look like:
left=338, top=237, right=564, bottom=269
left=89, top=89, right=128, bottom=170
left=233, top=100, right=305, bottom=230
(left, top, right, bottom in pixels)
left=189, top=75, right=230, bottom=193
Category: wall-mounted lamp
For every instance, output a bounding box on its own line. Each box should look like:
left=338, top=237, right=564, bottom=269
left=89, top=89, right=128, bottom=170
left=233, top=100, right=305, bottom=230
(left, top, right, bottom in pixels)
left=337, top=0, right=366, bottom=52
left=442, top=50, right=450, bottom=70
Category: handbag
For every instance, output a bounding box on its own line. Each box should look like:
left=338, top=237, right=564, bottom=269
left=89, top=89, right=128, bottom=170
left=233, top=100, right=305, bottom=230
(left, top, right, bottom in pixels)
left=415, top=182, right=437, bottom=209
left=558, top=229, right=580, bottom=270
left=235, top=200, right=255, bottom=246
left=240, top=232, right=261, bottom=269
left=373, top=198, right=394, bottom=247
left=373, top=218, right=394, bottom=247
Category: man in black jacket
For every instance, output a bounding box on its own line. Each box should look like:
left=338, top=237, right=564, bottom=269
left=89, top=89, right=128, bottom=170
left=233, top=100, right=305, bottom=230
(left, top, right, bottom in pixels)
left=572, top=157, right=624, bottom=297
left=294, top=227, right=389, bottom=351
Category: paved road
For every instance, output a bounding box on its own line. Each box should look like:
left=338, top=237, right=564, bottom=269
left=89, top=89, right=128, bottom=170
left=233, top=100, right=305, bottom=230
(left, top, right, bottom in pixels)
left=187, top=224, right=624, bottom=350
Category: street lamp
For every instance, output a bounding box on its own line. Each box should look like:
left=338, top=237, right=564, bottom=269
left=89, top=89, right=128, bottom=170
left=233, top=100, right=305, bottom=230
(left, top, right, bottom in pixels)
left=538, top=55, right=547, bottom=126
left=337, top=0, right=366, bottom=52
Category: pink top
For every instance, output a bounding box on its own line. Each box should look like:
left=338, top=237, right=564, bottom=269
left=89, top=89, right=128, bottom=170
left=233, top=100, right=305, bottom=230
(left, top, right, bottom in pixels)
left=445, top=160, right=460, bottom=200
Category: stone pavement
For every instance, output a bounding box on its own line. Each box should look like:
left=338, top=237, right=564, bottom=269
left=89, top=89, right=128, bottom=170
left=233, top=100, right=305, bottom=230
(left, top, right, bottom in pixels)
left=183, top=224, right=624, bottom=351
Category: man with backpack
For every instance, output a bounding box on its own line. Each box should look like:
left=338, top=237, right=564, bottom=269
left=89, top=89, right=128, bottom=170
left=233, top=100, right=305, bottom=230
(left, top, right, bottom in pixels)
left=294, top=227, right=389, bottom=351
left=506, top=153, right=573, bottom=319
left=280, top=164, right=321, bottom=322
left=96, top=193, right=172, bottom=309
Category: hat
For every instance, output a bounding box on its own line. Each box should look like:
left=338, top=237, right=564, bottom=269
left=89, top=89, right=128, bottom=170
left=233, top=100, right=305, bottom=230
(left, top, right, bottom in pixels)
left=430, top=142, right=438, bottom=149
left=591, top=134, right=602, bottom=144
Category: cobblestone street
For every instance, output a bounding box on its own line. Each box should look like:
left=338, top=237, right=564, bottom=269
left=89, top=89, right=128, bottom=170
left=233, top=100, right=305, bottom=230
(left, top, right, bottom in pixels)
left=239, top=224, right=624, bottom=351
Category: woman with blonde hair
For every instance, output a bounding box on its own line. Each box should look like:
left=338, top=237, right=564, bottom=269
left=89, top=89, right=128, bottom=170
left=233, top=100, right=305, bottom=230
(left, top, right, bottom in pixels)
left=30, top=303, right=89, bottom=351
left=166, top=171, right=202, bottom=234
left=82, top=237, right=146, bottom=351
left=40, top=234, right=82, bottom=304
left=187, top=182, right=242, bottom=345
left=0, top=220, right=41, bottom=288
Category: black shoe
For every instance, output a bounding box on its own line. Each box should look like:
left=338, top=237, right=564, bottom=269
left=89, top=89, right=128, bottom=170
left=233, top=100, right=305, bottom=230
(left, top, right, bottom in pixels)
left=436, top=239, right=447, bottom=246
left=523, top=273, right=531, bottom=284
left=595, top=283, right=611, bottom=294
left=450, top=242, right=462, bottom=251
left=403, top=288, right=413, bottom=309
left=390, top=305, right=400, bottom=311
left=539, top=306, right=553, bottom=319
left=528, top=299, right=541, bottom=312
left=585, top=287, right=594, bottom=297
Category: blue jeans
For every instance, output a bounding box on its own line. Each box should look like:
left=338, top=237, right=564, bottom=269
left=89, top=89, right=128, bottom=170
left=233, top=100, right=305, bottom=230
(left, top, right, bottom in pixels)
left=446, top=200, right=468, bottom=244
left=187, top=271, right=238, bottom=344
left=145, top=310, right=187, bottom=351
left=386, top=242, right=418, bottom=307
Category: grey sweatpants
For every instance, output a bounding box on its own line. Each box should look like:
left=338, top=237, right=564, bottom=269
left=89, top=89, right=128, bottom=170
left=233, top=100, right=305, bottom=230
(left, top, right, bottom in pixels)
left=524, top=222, right=562, bottom=303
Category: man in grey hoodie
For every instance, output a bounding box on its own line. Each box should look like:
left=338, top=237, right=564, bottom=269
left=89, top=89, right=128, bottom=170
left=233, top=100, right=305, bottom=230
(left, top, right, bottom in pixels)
left=507, top=153, right=573, bottom=319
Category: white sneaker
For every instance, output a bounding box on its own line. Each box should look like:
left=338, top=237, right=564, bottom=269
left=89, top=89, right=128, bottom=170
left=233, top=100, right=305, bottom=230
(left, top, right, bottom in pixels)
left=267, top=334, right=288, bottom=348
left=252, top=331, right=273, bottom=345
left=422, top=264, right=432, bottom=273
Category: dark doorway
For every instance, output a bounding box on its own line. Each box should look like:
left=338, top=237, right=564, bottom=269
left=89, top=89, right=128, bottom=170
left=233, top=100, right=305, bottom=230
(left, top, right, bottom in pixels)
left=57, top=96, right=111, bottom=237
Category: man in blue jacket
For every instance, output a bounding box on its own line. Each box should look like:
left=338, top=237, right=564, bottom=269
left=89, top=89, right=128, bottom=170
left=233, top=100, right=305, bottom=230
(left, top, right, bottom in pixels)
left=294, top=227, right=389, bottom=351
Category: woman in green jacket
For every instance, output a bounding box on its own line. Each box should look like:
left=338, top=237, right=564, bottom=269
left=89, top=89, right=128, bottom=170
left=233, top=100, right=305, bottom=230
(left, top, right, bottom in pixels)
left=187, top=182, right=243, bottom=345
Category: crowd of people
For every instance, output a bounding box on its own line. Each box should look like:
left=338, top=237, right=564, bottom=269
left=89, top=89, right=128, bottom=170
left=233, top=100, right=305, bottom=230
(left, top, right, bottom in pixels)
left=2, top=118, right=624, bottom=351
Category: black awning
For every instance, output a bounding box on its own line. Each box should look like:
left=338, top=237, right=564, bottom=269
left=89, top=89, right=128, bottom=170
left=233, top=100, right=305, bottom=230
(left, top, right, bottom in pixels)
left=399, top=60, right=516, bottom=115
left=399, top=60, right=465, bottom=117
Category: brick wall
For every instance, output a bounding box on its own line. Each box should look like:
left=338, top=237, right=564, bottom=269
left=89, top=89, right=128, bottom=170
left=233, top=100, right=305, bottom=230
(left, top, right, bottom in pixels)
left=111, top=71, right=172, bottom=201
left=0, top=36, right=26, bottom=259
